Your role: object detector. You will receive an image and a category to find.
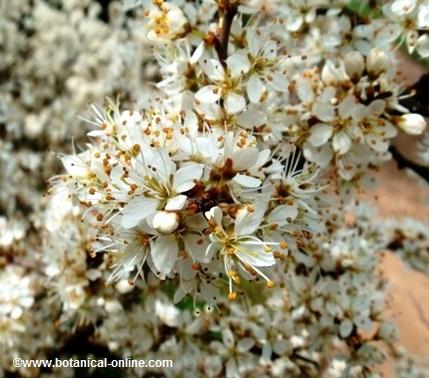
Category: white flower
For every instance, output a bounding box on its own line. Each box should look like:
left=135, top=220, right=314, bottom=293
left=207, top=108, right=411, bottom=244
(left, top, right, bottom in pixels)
left=0, top=266, right=35, bottom=320
left=205, top=204, right=276, bottom=298
left=244, top=27, right=288, bottom=103
left=155, top=300, right=180, bottom=327
left=63, top=284, right=86, bottom=311
left=195, top=57, right=248, bottom=114
left=398, top=113, right=427, bottom=135
left=147, top=2, right=189, bottom=41
left=120, top=149, right=203, bottom=228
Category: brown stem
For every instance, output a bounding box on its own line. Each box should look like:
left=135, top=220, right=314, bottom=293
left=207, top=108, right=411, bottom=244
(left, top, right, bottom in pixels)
left=389, top=146, right=429, bottom=183
left=400, top=73, right=429, bottom=117
left=214, top=0, right=238, bottom=65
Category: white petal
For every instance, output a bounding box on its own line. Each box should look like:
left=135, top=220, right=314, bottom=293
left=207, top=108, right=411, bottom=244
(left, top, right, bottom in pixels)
left=205, top=206, right=223, bottom=225
left=338, top=94, right=357, bottom=119
left=183, top=234, right=210, bottom=263
left=202, top=58, right=225, bottom=81
left=313, top=102, right=335, bottom=122
left=226, top=52, right=251, bottom=77
left=308, top=124, right=333, bottom=147
left=234, top=202, right=266, bottom=236
left=236, top=242, right=275, bottom=267
left=246, top=28, right=260, bottom=56
left=318, top=144, right=334, bottom=166
left=233, top=174, right=261, bottom=188
left=222, top=329, right=235, bottom=350
left=121, top=197, right=159, bottom=229
left=417, top=34, right=429, bottom=58
left=184, top=213, right=208, bottom=231
left=340, top=319, right=353, bottom=338
left=61, top=155, right=88, bottom=177
left=418, top=6, right=429, bottom=28
left=232, top=147, right=259, bottom=171
left=263, top=41, right=277, bottom=59
left=165, top=195, right=187, bottom=211
left=236, top=108, right=267, bottom=128
left=195, top=85, right=221, bottom=103
left=296, top=78, right=314, bottom=103
left=190, top=42, right=205, bottom=65
left=184, top=110, right=198, bottom=134
left=87, top=129, right=107, bottom=137
left=269, top=71, right=289, bottom=91
left=173, top=163, right=203, bottom=193
left=333, top=131, right=351, bottom=154
left=368, top=99, right=385, bottom=117
left=225, top=92, right=246, bottom=114
left=367, top=136, right=388, bottom=152
left=226, top=359, right=238, bottom=378
left=205, top=241, right=221, bottom=259
left=268, top=205, right=298, bottom=223
left=247, top=74, right=263, bottom=103
left=287, top=15, right=303, bottom=32
left=237, top=338, right=255, bottom=353
left=151, top=235, right=178, bottom=275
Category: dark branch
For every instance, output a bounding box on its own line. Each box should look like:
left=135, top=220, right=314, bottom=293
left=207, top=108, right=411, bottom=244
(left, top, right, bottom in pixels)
left=400, top=73, right=429, bottom=117
left=389, top=146, right=429, bottom=183
left=214, top=0, right=238, bottom=65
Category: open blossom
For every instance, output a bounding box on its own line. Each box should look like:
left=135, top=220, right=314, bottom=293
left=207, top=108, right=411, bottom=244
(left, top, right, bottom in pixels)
left=205, top=204, right=278, bottom=298
left=195, top=56, right=248, bottom=114
left=146, top=1, right=189, bottom=41
left=0, top=266, right=35, bottom=320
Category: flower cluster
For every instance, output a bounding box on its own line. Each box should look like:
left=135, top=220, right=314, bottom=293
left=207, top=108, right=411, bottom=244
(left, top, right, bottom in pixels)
left=287, top=48, right=426, bottom=180
left=381, top=0, right=429, bottom=58
left=53, top=100, right=322, bottom=303
left=92, top=202, right=394, bottom=378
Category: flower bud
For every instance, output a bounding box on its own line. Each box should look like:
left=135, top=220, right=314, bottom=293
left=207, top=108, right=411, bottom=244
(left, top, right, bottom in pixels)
left=344, top=51, right=365, bottom=80
left=398, top=114, right=427, bottom=135
left=115, top=279, right=134, bottom=294
left=153, top=211, right=179, bottom=234
left=366, top=48, right=390, bottom=77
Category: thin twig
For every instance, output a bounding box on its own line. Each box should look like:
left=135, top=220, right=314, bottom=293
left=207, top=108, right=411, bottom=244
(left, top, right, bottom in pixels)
left=401, top=73, right=429, bottom=117
left=389, top=146, right=429, bottom=183
left=214, top=0, right=238, bottom=65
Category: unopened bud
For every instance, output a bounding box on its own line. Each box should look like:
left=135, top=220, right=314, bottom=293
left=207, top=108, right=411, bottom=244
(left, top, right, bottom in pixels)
left=152, top=211, right=179, bottom=234
left=344, top=51, right=365, bottom=80
left=367, top=48, right=390, bottom=77
left=398, top=114, right=426, bottom=135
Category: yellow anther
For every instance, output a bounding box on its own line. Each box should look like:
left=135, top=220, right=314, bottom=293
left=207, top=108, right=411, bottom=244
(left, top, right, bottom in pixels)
left=228, top=270, right=237, bottom=278
left=228, top=292, right=238, bottom=300
left=280, top=240, right=288, bottom=249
